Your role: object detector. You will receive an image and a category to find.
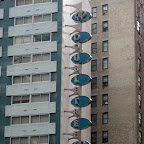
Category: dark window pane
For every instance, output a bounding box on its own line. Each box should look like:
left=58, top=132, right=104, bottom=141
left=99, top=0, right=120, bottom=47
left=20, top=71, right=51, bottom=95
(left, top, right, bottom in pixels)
left=103, top=131, right=108, bottom=143
left=91, top=96, right=97, bottom=107
left=92, top=43, right=97, bottom=54
left=91, top=77, right=97, bottom=89
left=91, top=114, right=97, bottom=126
left=102, top=94, right=108, bottom=105
left=91, top=60, right=97, bottom=71
left=91, top=132, right=97, bottom=144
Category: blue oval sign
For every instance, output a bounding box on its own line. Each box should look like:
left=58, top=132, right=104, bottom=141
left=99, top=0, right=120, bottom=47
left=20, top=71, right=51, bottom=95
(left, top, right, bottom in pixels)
left=72, top=32, right=92, bottom=43
left=71, top=53, right=92, bottom=64
left=72, top=11, right=92, bottom=23
left=71, top=118, right=91, bottom=130
left=71, top=74, right=91, bottom=86
left=71, top=96, right=91, bottom=107
left=73, top=141, right=90, bottom=144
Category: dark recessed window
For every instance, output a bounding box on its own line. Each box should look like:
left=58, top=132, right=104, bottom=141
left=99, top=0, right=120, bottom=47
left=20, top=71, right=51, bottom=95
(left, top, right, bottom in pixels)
left=139, top=131, right=142, bottom=144
left=102, top=58, right=108, bottom=69
left=103, top=40, right=108, bottom=52
left=92, top=23, right=97, bottom=34
left=138, top=58, right=141, bottom=71
left=91, top=95, right=97, bottom=107
left=139, top=112, right=142, bottom=127
left=91, top=114, right=97, bottom=126
left=91, top=42, right=97, bottom=54
left=102, top=94, right=108, bottom=106
left=102, top=131, right=108, bottom=143
left=91, top=77, right=97, bottom=89
left=91, top=132, right=97, bottom=144
left=102, top=4, right=108, bottom=15
left=103, top=76, right=108, bottom=88
left=138, top=76, right=141, bottom=89
left=92, top=7, right=97, bottom=18
left=103, top=21, right=108, bottom=32
left=91, top=60, right=97, bottom=71
left=138, top=94, right=141, bottom=108
left=102, top=112, right=108, bottom=124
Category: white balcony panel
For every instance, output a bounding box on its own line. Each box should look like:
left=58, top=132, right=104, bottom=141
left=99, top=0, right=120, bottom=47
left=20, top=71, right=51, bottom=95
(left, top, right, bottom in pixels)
left=7, top=61, right=57, bottom=76
left=5, top=123, right=56, bottom=137
left=0, top=47, right=2, bottom=57
left=8, top=22, right=57, bottom=37
left=0, top=28, right=3, bottom=38
left=0, top=9, right=4, bottom=19
left=6, top=81, right=56, bottom=96
left=8, top=41, right=57, bottom=56
left=5, top=102, right=56, bottom=117
left=9, top=2, right=58, bottom=18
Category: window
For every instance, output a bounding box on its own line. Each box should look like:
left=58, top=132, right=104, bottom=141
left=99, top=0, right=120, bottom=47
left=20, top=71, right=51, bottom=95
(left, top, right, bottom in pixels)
left=32, top=53, right=50, bottom=62
left=91, top=114, right=97, bottom=126
left=103, top=21, right=108, bottom=32
left=103, top=40, right=108, bottom=52
left=16, top=0, right=51, bottom=6
left=11, top=137, right=28, bottom=144
left=102, top=4, right=108, bottom=15
left=138, top=94, right=141, bottom=108
left=102, top=94, right=108, bottom=105
left=91, top=132, right=97, bottom=144
left=15, top=16, right=32, bottom=25
left=138, top=58, right=141, bottom=71
left=15, top=35, right=32, bottom=44
left=102, top=58, right=108, bottom=69
left=92, top=7, right=97, bottom=18
left=12, top=116, right=29, bottom=124
left=92, top=23, right=97, bottom=34
left=30, top=135, right=49, bottom=144
left=139, top=113, right=142, bottom=127
left=103, top=76, right=108, bottom=88
left=14, top=55, right=31, bottom=64
left=102, top=131, right=108, bottom=143
left=91, top=77, right=97, bottom=89
left=91, top=96, right=97, bottom=107
left=91, top=42, right=97, bottom=54
left=34, top=33, right=50, bottom=42
left=12, top=93, right=49, bottom=104
left=139, top=131, right=142, bottom=144
left=138, top=76, right=141, bottom=89
left=31, top=114, right=49, bottom=123
left=102, top=112, right=108, bottom=124
left=137, top=20, right=140, bottom=34
left=13, top=73, right=50, bottom=84
left=91, top=60, right=97, bottom=71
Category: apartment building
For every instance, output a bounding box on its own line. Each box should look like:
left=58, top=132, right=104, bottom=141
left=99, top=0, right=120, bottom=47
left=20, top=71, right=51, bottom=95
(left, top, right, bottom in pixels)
left=90, top=0, right=144, bottom=144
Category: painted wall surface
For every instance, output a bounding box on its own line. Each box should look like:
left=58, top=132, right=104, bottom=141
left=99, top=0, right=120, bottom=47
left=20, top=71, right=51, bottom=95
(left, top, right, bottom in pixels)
left=61, top=0, right=91, bottom=143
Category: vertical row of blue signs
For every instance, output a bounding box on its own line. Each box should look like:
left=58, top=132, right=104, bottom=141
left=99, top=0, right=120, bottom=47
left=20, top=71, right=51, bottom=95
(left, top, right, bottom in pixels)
left=70, top=7, right=92, bottom=144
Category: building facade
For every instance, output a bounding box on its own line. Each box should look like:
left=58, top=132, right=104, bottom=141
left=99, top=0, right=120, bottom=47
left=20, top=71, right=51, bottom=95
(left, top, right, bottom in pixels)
left=0, top=0, right=62, bottom=144
left=90, top=0, right=144, bottom=144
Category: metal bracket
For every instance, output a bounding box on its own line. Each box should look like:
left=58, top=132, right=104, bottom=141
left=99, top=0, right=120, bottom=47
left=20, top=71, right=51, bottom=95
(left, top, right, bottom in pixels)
left=65, top=24, right=82, bottom=35
left=64, top=87, right=81, bottom=97
left=64, top=108, right=81, bottom=118
left=65, top=65, right=81, bottom=76
left=64, top=131, right=81, bottom=141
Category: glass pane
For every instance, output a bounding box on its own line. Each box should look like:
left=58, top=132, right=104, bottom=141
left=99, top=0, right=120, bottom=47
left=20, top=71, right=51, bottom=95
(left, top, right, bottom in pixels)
left=15, top=37, right=23, bottom=44
left=34, top=35, right=41, bottom=42
left=25, top=0, right=32, bottom=5
left=16, top=17, right=23, bottom=25
left=41, top=73, right=49, bottom=81
left=31, top=115, right=39, bottom=123
left=12, top=117, right=20, bottom=124
left=41, top=94, right=49, bottom=101
left=23, top=55, right=31, bottom=63
left=14, top=56, right=22, bottom=64
left=40, top=136, right=48, bottom=143
left=16, top=0, right=24, bottom=6
left=20, top=137, right=28, bottom=144
left=13, top=76, right=22, bottom=84
left=22, top=75, right=30, bottom=83
left=30, top=136, right=39, bottom=144
left=34, top=15, right=42, bottom=23
left=23, top=36, right=31, bottom=43
left=21, top=116, right=29, bottom=124
left=24, top=17, right=32, bottom=24
left=43, top=0, right=51, bottom=2
left=41, top=53, right=50, bottom=61
left=42, top=33, right=50, bottom=41
left=13, top=96, right=21, bottom=104
left=32, top=74, right=41, bottom=82
left=22, top=95, right=29, bottom=103
left=31, top=95, right=40, bottom=102
left=40, top=115, right=49, bottom=122
left=43, top=14, right=51, bottom=22
left=34, top=0, right=42, bottom=4
left=11, top=138, right=19, bottom=144
left=32, top=54, right=41, bottom=62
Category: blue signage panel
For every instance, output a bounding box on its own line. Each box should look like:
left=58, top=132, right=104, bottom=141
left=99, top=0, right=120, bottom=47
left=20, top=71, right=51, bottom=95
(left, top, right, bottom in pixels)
left=71, top=74, right=91, bottom=86
left=71, top=118, right=91, bottom=130
left=71, top=96, right=91, bottom=107
left=71, top=53, right=92, bottom=64
left=72, top=11, right=92, bottom=23
left=73, top=141, right=90, bottom=144
left=72, top=32, right=91, bottom=43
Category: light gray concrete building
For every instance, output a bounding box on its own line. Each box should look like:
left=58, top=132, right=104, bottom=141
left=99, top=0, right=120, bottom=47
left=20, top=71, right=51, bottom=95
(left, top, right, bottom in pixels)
left=90, top=0, right=144, bottom=144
